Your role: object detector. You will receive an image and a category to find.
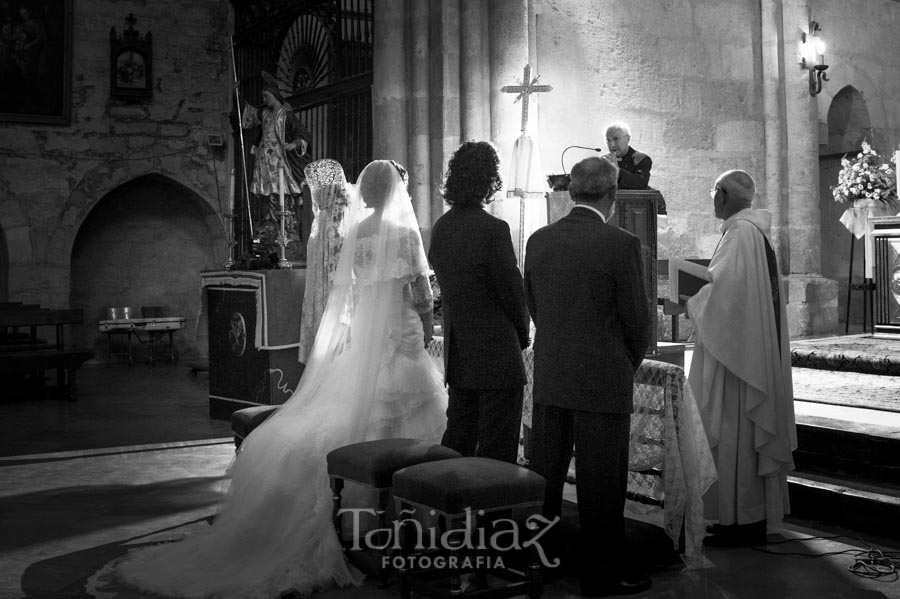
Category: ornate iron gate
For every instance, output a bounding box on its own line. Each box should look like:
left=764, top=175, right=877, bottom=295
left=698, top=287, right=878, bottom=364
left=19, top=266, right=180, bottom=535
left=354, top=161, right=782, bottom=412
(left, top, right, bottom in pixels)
left=230, top=0, right=373, bottom=257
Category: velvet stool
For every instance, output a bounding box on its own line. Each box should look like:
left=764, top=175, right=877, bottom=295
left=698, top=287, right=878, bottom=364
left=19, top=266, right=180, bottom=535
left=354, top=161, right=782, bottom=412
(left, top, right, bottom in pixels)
left=391, top=457, right=546, bottom=599
left=325, top=438, right=462, bottom=582
left=230, top=405, right=279, bottom=448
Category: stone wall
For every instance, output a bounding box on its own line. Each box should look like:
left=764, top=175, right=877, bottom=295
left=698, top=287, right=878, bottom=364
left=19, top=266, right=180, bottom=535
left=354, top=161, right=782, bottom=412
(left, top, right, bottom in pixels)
left=534, top=0, right=900, bottom=264
left=0, top=0, right=233, bottom=357
left=535, top=0, right=766, bottom=262
left=532, top=0, right=900, bottom=337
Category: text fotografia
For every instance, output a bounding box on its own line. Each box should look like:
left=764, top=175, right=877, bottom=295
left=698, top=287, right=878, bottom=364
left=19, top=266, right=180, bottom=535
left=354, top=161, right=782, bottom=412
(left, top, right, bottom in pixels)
left=338, top=507, right=561, bottom=568
left=387, top=554, right=506, bottom=571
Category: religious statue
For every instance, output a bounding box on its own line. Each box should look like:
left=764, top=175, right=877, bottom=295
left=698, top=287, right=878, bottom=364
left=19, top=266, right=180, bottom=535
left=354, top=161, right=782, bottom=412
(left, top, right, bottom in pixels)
left=241, top=71, right=313, bottom=267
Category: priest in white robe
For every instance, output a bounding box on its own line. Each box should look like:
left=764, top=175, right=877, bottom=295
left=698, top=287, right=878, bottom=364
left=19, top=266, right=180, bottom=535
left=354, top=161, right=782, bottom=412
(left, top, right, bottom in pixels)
left=687, top=169, right=796, bottom=547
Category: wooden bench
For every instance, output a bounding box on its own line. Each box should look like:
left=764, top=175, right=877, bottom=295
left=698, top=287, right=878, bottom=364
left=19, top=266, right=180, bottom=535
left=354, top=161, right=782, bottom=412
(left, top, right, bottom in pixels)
left=0, top=308, right=94, bottom=400
left=0, top=303, right=45, bottom=346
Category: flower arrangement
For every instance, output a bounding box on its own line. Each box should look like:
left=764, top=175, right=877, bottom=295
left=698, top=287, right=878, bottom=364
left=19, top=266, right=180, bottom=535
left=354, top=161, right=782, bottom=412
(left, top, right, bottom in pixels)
left=831, top=140, right=898, bottom=209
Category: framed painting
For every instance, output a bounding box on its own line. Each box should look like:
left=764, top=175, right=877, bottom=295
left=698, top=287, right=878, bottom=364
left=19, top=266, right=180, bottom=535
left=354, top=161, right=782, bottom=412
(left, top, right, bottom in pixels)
left=0, top=0, right=73, bottom=125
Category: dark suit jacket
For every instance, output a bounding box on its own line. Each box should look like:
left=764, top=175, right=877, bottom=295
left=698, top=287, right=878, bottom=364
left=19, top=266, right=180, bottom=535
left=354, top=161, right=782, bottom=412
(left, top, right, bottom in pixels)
left=428, top=205, right=531, bottom=389
left=616, top=146, right=652, bottom=189
left=524, top=206, right=650, bottom=413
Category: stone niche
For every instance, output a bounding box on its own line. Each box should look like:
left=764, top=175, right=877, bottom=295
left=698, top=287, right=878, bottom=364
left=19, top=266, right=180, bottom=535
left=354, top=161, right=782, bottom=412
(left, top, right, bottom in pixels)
left=70, top=174, right=224, bottom=362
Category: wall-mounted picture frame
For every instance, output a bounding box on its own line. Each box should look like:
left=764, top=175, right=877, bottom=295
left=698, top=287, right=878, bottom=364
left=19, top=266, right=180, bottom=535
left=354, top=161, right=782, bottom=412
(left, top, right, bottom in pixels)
left=110, top=14, right=152, bottom=99
left=0, top=0, right=73, bottom=125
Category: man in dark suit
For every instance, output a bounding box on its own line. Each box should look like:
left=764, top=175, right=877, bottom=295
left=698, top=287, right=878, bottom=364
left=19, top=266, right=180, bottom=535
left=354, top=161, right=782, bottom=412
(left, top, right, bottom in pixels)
left=524, top=155, right=651, bottom=597
left=605, top=122, right=652, bottom=190
left=428, top=141, right=531, bottom=464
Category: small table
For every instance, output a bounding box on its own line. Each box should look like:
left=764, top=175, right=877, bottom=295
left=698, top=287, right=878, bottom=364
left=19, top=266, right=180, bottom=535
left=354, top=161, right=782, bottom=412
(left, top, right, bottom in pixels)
left=98, top=320, right=135, bottom=366
left=98, top=317, right=185, bottom=366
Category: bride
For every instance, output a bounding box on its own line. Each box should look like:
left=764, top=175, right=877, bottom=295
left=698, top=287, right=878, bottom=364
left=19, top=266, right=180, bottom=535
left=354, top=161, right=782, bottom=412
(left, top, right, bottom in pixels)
left=88, top=160, right=449, bottom=599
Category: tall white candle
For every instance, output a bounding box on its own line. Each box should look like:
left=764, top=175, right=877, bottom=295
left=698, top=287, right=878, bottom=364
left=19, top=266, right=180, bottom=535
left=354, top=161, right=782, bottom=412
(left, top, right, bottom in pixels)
left=894, top=150, right=900, bottom=202
left=228, top=168, right=235, bottom=214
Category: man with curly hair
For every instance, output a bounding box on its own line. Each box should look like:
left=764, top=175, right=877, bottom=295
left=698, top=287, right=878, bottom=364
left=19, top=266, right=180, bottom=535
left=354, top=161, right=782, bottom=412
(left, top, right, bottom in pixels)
left=428, top=140, right=531, bottom=464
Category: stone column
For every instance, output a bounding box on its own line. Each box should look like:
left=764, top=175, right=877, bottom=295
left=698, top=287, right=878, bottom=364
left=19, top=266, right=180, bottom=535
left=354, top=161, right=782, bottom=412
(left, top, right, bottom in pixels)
left=488, top=0, right=529, bottom=260
left=488, top=0, right=528, bottom=158
left=760, top=0, right=789, bottom=269
left=408, top=2, right=432, bottom=227
left=372, top=0, right=408, bottom=168
left=784, top=1, right=820, bottom=275
left=428, top=0, right=462, bottom=232
left=460, top=0, right=490, bottom=143
left=781, top=0, right=839, bottom=335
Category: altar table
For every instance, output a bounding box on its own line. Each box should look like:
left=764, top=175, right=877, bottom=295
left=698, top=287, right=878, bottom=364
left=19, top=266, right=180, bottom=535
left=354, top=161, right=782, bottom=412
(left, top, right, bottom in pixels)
left=200, top=270, right=307, bottom=419
left=426, top=338, right=716, bottom=568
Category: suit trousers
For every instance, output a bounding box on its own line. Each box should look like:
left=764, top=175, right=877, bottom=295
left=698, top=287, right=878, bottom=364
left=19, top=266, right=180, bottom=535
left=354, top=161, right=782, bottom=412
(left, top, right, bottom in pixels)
left=441, top=386, right=524, bottom=464
left=530, top=403, right=630, bottom=580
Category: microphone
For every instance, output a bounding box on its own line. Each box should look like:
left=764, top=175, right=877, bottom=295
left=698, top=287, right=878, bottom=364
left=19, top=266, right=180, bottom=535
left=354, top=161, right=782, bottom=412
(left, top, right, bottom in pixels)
left=560, top=145, right=605, bottom=174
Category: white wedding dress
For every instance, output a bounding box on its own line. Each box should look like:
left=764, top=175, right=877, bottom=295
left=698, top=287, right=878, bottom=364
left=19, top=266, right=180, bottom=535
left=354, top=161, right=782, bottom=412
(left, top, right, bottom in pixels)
left=87, top=161, right=448, bottom=599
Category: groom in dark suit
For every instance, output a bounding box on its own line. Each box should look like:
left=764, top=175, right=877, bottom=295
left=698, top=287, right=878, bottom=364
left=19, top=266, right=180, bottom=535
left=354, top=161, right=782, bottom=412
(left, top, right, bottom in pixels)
left=429, top=141, right=531, bottom=464
left=524, top=155, right=651, bottom=597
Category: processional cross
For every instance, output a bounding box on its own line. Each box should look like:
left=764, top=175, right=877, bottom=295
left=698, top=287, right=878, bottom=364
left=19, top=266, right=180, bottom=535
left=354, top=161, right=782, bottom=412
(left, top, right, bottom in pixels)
left=501, top=64, right=553, bottom=270
left=501, top=63, right=553, bottom=133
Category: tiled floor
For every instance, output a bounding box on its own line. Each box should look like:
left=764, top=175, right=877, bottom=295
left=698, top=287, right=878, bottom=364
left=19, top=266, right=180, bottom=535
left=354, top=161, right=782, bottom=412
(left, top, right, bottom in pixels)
left=1, top=361, right=899, bottom=599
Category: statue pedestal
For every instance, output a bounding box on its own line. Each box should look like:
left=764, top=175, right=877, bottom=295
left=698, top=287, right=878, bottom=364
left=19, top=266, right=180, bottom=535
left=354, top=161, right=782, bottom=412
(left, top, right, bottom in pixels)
left=200, top=269, right=307, bottom=420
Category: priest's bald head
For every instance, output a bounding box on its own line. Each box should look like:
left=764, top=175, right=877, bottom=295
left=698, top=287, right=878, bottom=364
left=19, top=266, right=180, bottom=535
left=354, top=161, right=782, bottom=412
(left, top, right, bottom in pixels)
left=712, top=169, right=755, bottom=220
left=569, top=155, right=618, bottom=216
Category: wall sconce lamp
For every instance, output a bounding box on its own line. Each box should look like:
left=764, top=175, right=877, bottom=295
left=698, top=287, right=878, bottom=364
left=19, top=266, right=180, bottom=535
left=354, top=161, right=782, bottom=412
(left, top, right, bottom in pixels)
left=800, top=21, right=829, bottom=96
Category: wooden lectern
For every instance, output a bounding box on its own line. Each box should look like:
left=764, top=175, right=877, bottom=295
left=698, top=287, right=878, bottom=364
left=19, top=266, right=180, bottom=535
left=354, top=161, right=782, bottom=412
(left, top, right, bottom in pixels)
left=201, top=269, right=307, bottom=420
left=546, top=189, right=661, bottom=355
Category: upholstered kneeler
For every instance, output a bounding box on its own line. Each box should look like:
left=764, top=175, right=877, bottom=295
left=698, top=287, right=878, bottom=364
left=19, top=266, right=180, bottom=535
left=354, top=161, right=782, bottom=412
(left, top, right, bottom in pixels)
left=230, top=405, right=279, bottom=448
left=325, top=439, right=462, bottom=581
left=391, top=457, right=546, bottom=599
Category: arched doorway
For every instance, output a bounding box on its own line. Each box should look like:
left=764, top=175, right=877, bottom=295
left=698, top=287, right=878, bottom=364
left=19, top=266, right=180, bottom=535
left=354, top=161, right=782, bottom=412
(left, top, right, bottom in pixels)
left=69, top=174, right=223, bottom=361
left=819, top=86, right=871, bottom=332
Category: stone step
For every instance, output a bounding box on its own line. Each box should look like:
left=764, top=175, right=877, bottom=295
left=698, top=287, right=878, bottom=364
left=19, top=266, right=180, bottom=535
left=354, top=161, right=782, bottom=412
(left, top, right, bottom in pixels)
left=792, top=367, right=900, bottom=414
left=794, top=416, right=900, bottom=488
left=787, top=471, right=900, bottom=542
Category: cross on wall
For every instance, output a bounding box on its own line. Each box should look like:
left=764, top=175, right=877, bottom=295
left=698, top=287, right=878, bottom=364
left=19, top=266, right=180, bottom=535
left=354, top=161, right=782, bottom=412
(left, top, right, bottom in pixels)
left=501, top=64, right=553, bottom=134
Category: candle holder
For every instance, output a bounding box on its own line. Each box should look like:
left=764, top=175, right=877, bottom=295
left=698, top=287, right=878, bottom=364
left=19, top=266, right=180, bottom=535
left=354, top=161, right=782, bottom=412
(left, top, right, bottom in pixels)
left=275, top=209, right=293, bottom=269
left=223, top=212, right=238, bottom=270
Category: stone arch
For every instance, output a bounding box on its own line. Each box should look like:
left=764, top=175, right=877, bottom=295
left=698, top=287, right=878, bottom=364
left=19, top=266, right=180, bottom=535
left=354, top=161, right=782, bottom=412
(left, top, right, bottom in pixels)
left=818, top=72, right=891, bottom=151
left=826, top=86, right=871, bottom=153
left=819, top=85, right=871, bottom=331
left=63, top=161, right=223, bottom=258
left=69, top=173, right=226, bottom=360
